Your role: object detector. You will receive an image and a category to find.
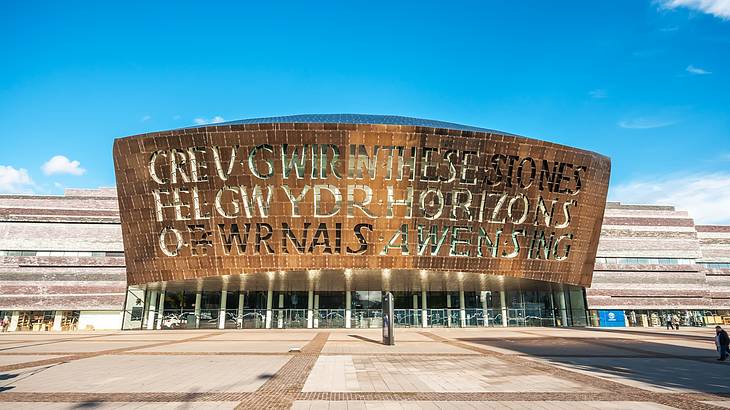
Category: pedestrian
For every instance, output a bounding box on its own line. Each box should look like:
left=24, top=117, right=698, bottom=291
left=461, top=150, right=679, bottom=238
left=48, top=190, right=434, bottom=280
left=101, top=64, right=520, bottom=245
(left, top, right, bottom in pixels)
left=715, top=326, right=729, bottom=361
left=665, top=314, right=672, bottom=330
left=1, top=315, right=9, bottom=332
left=672, top=314, right=680, bottom=330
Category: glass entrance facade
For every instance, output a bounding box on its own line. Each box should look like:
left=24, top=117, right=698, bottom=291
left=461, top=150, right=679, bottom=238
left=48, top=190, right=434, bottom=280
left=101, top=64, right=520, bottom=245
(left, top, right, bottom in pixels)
left=124, top=280, right=589, bottom=330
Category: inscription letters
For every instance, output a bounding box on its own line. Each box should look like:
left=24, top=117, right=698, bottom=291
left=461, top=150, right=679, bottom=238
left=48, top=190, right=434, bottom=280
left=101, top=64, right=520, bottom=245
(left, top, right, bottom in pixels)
left=148, top=144, right=589, bottom=261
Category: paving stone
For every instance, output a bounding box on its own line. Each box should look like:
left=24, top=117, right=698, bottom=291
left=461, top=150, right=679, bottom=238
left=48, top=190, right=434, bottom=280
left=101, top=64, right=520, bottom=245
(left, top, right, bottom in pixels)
left=0, top=328, right=728, bottom=410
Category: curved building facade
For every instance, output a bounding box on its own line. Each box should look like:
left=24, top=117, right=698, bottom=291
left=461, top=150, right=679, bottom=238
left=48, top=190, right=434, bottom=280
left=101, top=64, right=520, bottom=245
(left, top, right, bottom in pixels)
left=113, top=114, right=611, bottom=329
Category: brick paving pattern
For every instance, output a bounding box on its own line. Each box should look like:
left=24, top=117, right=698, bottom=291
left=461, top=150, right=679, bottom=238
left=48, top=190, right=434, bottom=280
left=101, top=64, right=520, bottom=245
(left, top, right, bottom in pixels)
left=0, top=328, right=729, bottom=409
left=234, top=331, right=330, bottom=409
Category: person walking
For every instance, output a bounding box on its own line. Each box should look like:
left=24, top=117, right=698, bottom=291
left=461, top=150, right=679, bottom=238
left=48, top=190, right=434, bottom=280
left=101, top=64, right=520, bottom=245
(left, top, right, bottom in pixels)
left=664, top=314, right=672, bottom=330
left=716, top=326, right=729, bottom=361
left=672, top=314, right=680, bottom=330
left=1, top=315, right=9, bottom=332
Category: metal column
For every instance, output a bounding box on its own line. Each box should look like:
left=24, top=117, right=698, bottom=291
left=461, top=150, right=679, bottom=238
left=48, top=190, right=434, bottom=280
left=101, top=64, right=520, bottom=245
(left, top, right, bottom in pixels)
left=277, top=294, right=284, bottom=328
left=459, top=289, right=466, bottom=328
left=237, top=292, right=245, bottom=329
left=558, top=290, right=569, bottom=327
left=194, top=292, right=202, bottom=329
left=265, top=289, right=273, bottom=329
left=413, top=294, right=419, bottom=327
left=156, top=290, right=165, bottom=330
left=146, top=291, right=158, bottom=330
left=446, top=293, right=452, bottom=327
left=8, top=311, right=19, bottom=332
left=421, top=289, right=428, bottom=328
left=307, top=289, right=314, bottom=329
left=345, top=290, right=352, bottom=328
left=218, top=290, right=227, bottom=329
left=500, top=291, right=508, bottom=327
left=52, top=311, right=63, bottom=331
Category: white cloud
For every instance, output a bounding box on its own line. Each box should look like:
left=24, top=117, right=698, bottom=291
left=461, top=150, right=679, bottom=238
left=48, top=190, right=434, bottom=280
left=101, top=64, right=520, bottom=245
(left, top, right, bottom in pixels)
left=41, top=155, right=86, bottom=176
left=618, top=117, right=678, bottom=129
left=589, top=89, right=607, bottom=99
left=194, top=116, right=225, bottom=125
left=659, top=0, right=730, bottom=19
left=610, top=172, right=730, bottom=224
left=0, top=165, right=34, bottom=193
left=141, top=115, right=152, bottom=122
left=686, top=64, right=712, bottom=75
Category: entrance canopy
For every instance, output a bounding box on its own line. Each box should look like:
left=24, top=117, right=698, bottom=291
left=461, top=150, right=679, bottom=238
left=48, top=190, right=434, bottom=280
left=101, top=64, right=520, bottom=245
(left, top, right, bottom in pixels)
left=141, top=269, right=576, bottom=294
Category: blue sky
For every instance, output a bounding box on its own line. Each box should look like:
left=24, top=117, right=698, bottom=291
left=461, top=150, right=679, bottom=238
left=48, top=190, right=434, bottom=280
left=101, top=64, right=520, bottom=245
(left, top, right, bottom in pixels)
left=1, top=1, right=729, bottom=222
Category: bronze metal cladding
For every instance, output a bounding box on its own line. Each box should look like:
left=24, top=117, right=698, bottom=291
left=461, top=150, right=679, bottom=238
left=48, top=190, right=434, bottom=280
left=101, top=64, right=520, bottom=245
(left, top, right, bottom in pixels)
left=113, top=121, right=611, bottom=288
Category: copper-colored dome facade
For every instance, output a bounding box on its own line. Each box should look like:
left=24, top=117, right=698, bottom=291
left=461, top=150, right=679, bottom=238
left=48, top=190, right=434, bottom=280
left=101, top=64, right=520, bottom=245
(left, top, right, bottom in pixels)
left=113, top=115, right=610, bottom=292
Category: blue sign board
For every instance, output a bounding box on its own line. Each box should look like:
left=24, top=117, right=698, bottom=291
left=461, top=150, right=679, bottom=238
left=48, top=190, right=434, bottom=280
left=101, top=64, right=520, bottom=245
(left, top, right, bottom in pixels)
left=598, top=310, right=626, bottom=327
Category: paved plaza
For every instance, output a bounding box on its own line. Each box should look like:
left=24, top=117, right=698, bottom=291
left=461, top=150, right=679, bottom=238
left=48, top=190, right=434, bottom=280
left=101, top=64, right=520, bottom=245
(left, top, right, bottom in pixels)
left=0, top=327, right=728, bottom=409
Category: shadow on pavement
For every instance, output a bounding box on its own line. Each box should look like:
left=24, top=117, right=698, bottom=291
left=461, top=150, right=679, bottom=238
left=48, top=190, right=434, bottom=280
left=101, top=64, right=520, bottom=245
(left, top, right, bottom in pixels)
left=458, top=334, right=730, bottom=393
left=0, top=372, right=16, bottom=392
left=72, top=403, right=100, bottom=408
left=348, top=334, right=382, bottom=345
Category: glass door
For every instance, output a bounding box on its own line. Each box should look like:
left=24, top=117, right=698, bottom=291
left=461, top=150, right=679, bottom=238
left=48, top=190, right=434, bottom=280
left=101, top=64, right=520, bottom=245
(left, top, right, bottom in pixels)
left=428, top=309, right=447, bottom=327
left=317, top=309, right=345, bottom=328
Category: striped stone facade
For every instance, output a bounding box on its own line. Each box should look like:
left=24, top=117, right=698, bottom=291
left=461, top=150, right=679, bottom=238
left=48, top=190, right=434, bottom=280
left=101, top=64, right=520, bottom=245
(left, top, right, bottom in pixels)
left=0, top=188, right=126, bottom=330
left=586, top=202, right=730, bottom=312
left=1, top=192, right=728, bottom=330
left=697, top=225, right=730, bottom=310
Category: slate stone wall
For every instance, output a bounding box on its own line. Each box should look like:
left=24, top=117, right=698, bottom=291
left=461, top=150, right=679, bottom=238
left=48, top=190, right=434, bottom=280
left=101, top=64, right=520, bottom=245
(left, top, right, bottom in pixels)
left=0, top=189, right=126, bottom=311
